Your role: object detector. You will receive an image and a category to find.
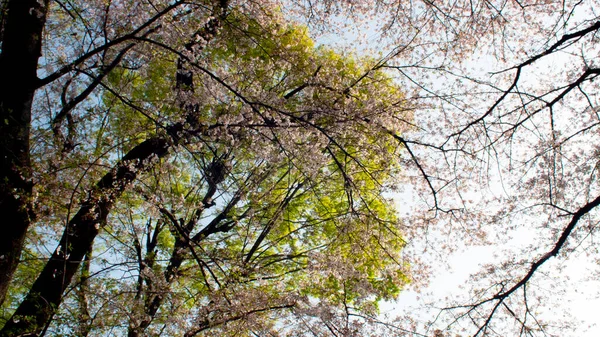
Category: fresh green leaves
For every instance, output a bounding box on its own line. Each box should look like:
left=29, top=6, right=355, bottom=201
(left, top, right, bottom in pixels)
left=3, top=3, right=411, bottom=336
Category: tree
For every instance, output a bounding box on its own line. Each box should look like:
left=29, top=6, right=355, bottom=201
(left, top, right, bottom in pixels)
left=277, top=1, right=600, bottom=336
left=0, top=0, right=49, bottom=308
left=4, top=0, right=600, bottom=336
left=335, top=0, right=600, bottom=336
left=0, top=1, right=411, bottom=336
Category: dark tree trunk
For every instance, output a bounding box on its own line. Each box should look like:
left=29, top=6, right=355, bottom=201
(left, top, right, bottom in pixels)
left=0, top=0, right=49, bottom=306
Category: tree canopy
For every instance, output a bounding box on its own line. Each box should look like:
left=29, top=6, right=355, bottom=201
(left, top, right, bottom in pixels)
left=0, top=1, right=410, bottom=336
left=2, top=0, right=600, bottom=336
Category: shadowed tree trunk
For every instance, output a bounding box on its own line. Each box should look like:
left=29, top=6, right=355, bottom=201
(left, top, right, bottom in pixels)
left=0, top=0, right=49, bottom=307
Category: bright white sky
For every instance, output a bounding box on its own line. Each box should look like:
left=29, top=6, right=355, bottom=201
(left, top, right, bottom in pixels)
left=388, top=244, right=600, bottom=336
left=384, top=184, right=600, bottom=336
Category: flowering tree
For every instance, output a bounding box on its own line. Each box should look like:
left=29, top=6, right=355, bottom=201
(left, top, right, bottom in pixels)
left=332, top=0, right=600, bottom=336
left=3, top=0, right=600, bottom=336
left=283, top=0, right=600, bottom=336
left=0, top=1, right=410, bottom=336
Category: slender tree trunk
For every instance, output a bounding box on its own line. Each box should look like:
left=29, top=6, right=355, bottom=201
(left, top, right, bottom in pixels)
left=0, top=0, right=49, bottom=306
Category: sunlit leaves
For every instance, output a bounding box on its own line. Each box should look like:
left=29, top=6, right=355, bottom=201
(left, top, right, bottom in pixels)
left=3, top=2, right=413, bottom=335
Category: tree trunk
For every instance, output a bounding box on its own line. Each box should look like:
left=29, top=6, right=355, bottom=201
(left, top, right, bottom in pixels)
left=0, top=0, right=49, bottom=306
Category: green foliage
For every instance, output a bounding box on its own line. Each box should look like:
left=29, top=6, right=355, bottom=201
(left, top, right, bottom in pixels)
left=6, top=4, right=411, bottom=336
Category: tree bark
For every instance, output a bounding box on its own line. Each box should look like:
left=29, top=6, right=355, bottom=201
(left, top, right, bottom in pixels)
left=0, top=0, right=49, bottom=306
